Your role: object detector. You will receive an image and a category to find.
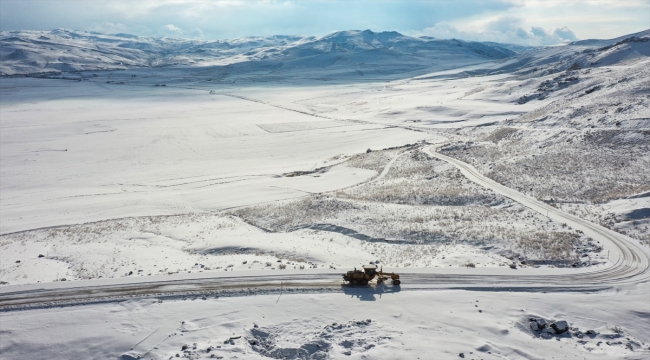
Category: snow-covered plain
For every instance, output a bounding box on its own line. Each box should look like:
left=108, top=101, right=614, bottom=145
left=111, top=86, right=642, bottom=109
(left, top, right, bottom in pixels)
left=1, top=29, right=649, bottom=359
left=2, top=284, right=649, bottom=359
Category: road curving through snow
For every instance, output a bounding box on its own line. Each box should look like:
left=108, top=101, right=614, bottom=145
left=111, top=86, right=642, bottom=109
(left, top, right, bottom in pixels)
left=422, top=145, right=650, bottom=286
left=1, top=146, right=648, bottom=310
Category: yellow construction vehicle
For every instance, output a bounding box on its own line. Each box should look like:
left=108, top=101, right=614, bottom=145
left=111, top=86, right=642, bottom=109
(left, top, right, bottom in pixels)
left=342, top=265, right=401, bottom=286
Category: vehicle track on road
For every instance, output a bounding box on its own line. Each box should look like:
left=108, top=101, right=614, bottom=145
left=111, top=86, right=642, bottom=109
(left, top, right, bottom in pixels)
left=422, top=145, right=650, bottom=287
left=2, top=146, right=648, bottom=310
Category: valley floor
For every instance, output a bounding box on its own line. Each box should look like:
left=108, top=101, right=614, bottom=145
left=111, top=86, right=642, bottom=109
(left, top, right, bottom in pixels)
left=1, top=53, right=649, bottom=359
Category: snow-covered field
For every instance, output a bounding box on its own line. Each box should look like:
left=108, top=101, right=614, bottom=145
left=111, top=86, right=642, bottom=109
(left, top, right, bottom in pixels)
left=2, top=284, right=649, bottom=359
left=0, top=77, right=429, bottom=234
left=1, top=29, right=649, bottom=360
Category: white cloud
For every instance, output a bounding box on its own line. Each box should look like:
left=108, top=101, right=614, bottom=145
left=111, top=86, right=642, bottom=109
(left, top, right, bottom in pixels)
left=413, top=16, right=578, bottom=46
left=490, top=0, right=646, bottom=40
left=1, top=0, right=646, bottom=43
left=162, top=24, right=184, bottom=35
left=514, top=0, right=648, bottom=9
left=89, top=22, right=129, bottom=34
left=159, top=24, right=206, bottom=39
left=189, top=28, right=204, bottom=38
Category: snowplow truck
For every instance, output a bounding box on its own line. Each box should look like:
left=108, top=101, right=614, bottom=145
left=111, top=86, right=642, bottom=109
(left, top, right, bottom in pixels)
left=343, top=265, right=401, bottom=286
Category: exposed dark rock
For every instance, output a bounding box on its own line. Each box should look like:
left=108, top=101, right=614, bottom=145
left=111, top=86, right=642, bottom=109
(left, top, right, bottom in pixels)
left=550, top=320, right=569, bottom=334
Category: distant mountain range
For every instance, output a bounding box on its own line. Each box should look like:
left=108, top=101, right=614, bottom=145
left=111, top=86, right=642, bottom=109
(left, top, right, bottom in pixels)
left=413, top=29, right=650, bottom=80
left=1, top=29, right=648, bottom=80
left=500, top=29, right=650, bottom=75
left=0, top=29, right=518, bottom=77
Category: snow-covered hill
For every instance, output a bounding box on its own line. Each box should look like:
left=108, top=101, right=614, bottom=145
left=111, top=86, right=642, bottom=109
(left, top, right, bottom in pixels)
left=415, top=29, right=650, bottom=80
left=495, top=29, right=650, bottom=75
left=1, top=27, right=649, bottom=360
left=0, top=29, right=516, bottom=77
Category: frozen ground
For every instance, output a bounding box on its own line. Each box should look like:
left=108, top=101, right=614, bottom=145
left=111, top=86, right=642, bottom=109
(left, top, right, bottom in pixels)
left=557, top=196, right=650, bottom=246
left=1, top=29, right=649, bottom=360
left=1, top=284, right=649, bottom=359
left=0, top=78, right=426, bottom=234
left=439, top=59, right=650, bottom=245
left=0, top=213, right=517, bottom=286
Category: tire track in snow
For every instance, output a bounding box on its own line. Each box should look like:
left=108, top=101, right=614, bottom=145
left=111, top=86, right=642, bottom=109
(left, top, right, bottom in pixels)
left=422, top=145, right=650, bottom=286
left=373, top=149, right=411, bottom=182
left=219, top=93, right=429, bottom=133
left=2, top=147, right=648, bottom=309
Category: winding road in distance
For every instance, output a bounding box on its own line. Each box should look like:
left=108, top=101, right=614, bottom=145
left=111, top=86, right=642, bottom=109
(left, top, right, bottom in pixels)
left=422, top=145, right=650, bottom=286
left=2, top=146, right=648, bottom=310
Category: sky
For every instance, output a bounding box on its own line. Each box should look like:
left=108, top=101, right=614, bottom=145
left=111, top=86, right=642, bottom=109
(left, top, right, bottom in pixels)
left=1, top=0, right=648, bottom=45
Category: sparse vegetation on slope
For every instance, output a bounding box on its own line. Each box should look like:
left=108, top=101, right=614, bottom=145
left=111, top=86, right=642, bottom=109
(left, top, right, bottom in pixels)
left=339, top=151, right=501, bottom=206
left=235, top=147, right=597, bottom=265
left=438, top=61, right=650, bottom=244
left=441, top=131, right=650, bottom=204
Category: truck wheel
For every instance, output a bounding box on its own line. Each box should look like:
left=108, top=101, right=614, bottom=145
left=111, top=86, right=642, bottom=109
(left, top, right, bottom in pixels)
left=360, top=280, right=368, bottom=286
left=350, top=279, right=359, bottom=286
left=392, top=279, right=401, bottom=286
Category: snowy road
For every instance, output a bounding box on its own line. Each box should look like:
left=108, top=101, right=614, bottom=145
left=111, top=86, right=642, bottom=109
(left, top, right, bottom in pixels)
left=2, top=147, right=648, bottom=310
left=373, top=149, right=412, bottom=182
left=422, top=146, right=650, bottom=285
